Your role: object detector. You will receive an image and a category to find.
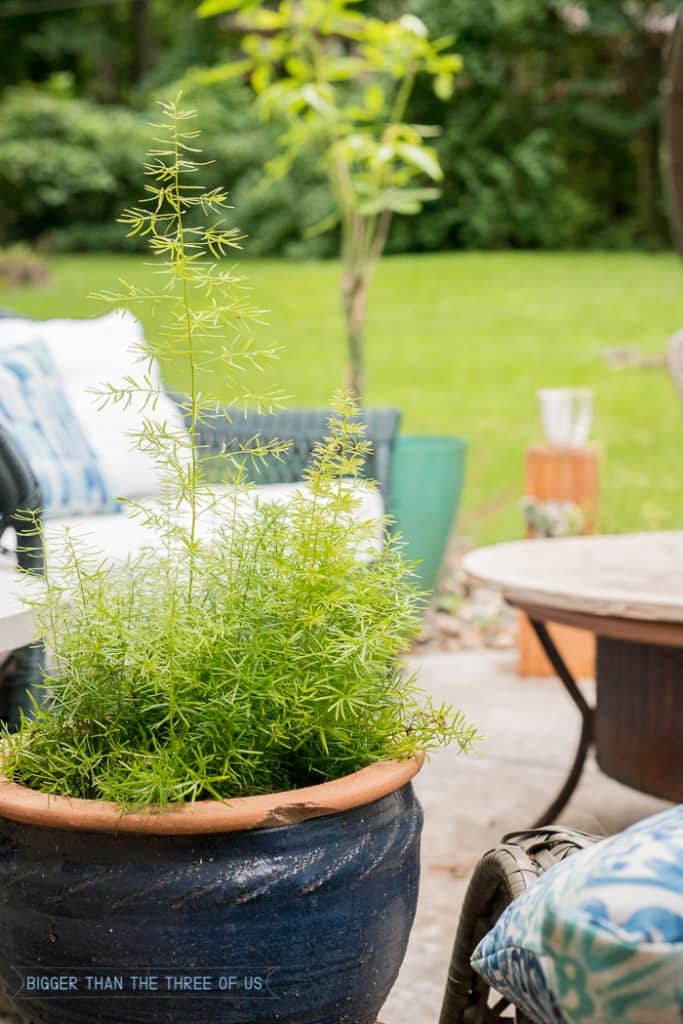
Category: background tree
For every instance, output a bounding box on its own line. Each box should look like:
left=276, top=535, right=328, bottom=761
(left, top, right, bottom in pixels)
left=397, top=0, right=679, bottom=250
left=0, top=0, right=213, bottom=102
left=0, top=0, right=678, bottom=258
left=198, top=0, right=462, bottom=399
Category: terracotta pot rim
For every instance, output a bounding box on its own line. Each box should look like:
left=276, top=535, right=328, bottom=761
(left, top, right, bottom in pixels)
left=0, top=754, right=424, bottom=835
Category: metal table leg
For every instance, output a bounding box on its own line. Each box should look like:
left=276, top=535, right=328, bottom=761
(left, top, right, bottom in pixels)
left=528, top=619, right=595, bottom=827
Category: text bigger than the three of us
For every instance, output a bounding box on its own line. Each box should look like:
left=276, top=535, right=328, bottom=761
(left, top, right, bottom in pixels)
left=17, top=971, right=274, bottom=998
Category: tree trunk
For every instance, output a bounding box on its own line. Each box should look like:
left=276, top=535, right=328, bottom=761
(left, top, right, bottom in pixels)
left=96, top=46, right=119, bottom=103
left=341, top=268, right=368, bottom=402
left=131, top=0, right=157, bottom=84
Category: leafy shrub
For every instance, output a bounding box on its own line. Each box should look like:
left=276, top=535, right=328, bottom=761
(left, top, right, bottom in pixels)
left=0, top=0, right=678, bottom=253
left=0, top=83, right=330, bottom=257
left=0, top=244, right=50, bottom=287
left=398, top=0, right=676, bottom=251
left=0, top=88, right=152, bottom=247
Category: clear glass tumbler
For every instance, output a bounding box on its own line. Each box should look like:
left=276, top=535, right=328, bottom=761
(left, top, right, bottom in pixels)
left=537, top=388, right=593, bottom=448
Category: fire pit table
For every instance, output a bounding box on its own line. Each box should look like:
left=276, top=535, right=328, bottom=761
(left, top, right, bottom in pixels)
left=464, top=532, right=683, bottom=825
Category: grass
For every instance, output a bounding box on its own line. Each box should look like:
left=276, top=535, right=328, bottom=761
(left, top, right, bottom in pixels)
left=1, top=250, right=682, bottom=545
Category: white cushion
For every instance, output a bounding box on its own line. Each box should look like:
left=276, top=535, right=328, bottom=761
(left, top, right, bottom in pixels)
left=0, top=311, right=189, bottom=503
left=42, top=482, right=385, bottom=567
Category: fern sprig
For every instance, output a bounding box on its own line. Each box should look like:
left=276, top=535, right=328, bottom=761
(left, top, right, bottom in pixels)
left=4, top=98, right=478, bottom=809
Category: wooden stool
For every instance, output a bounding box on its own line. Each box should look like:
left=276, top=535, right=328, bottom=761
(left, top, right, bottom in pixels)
left=518, top=445, right=598, bottom=679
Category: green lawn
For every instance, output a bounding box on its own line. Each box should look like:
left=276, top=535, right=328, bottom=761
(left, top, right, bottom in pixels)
left=1, top=251, right=682, bottom=544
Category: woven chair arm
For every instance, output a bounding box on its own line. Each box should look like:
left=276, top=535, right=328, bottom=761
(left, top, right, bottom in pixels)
left=0, top=425, right=45, bottom=728
left=439, top=827, right=602, bottom=1024
left=0, top=427, right=41, bottom=524
left=0, top=426, right=43, bottom=576
left=0, top=314, right=46, bottom=725
left=171, top=396, right=401, bottom=513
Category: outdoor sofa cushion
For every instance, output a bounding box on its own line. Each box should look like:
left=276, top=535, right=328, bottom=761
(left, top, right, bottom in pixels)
left=2, top=482, right=385, bottom=568
left=471, top=803, right=683, bottom=1024
left=0, top=339, right=113, bottom=517
left=0, top=311, right=189, bottom=504
left=0, top=312, right=387, bottom=569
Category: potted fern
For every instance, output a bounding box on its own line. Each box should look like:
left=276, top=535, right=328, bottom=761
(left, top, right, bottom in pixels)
left=0, top=102, right=474, bottom=1024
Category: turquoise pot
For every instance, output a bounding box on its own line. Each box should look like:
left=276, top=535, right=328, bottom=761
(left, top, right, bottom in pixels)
left=390, top=435, right=468, bottom=593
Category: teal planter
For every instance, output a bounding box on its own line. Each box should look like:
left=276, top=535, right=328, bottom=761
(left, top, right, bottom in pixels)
left=390, top=435, right=468, bottom=593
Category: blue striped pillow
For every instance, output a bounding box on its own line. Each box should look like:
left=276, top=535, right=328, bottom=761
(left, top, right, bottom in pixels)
left=0, top=339, right=115, bottom=517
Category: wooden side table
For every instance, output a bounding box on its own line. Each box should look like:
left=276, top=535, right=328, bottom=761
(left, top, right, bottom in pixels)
left=518, top=445, right=599, bottom=679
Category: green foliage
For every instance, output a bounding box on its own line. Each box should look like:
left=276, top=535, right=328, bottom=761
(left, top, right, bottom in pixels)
left=167, top=80, right=331, bottom=258
left=0, top=82, right=328, bottom=257
left=396, top=0, right=678, bottom=251
left=3, top=101, right=476, bottom=808
left=2, top=0, right=676, bottom=254
left=521, top=498, right=585, bottom=539
left=0, top=87, right=152, bottom=248
left=0, top=0, right=214, bottom=104
left=199, top=0, right=462, bottom=397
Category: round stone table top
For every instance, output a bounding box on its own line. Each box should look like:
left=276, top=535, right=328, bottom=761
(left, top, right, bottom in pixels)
left=463, top=532, right=683, bottom=644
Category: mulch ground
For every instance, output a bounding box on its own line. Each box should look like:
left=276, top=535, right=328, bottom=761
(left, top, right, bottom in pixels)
left=412, top=540, right=518, bottom=655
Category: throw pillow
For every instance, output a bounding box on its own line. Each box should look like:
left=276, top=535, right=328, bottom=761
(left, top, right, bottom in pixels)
left=472, top=804, right=683, bottom=1024
left=0, top=339, right=114, bottom=517
left=0, top=311, right=190, bottom=502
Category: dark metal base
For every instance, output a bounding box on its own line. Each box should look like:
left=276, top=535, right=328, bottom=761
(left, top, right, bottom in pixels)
left=528, top=620, right=595, bottom=827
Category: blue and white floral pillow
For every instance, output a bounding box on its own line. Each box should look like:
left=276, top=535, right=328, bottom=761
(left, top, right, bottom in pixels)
left=0, top=339, right=115, bottom=518
left=472, top=805, right=683, bottom=1024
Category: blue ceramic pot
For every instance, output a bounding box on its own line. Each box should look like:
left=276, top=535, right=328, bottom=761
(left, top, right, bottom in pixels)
left=0, top=783, right=422, bottom=1024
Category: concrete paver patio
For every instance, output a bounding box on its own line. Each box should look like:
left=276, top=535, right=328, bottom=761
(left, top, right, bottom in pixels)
left=0, top=649, right=669, bottom=1023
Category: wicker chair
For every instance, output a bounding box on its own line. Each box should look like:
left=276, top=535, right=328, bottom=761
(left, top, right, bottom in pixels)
left=438, top=826, right=601, bottom=1024
left=0, top=378, right=400, bottom=720
left=0, top=425, right=45, bottom=729
left=179, top=402, right=402, bottom=515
